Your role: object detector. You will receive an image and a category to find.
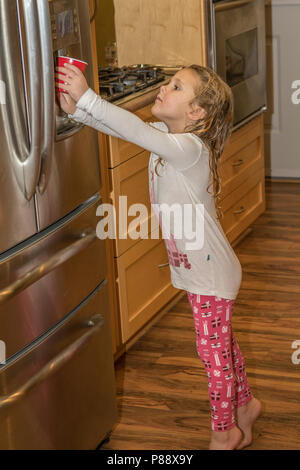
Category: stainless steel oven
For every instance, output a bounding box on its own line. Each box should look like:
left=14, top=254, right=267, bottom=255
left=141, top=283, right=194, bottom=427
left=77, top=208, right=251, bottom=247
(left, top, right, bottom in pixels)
left=206, top=0, right=267, bottom=129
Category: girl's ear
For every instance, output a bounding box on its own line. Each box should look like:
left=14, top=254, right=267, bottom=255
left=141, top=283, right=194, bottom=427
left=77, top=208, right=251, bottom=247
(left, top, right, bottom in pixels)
left=188, top=104, right=207, bottom=122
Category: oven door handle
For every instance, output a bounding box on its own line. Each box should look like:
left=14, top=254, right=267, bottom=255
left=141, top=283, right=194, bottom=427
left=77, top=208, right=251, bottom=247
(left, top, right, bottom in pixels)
left=0, top=230, right=96, bottom=306
left=214, top=0, right=255, bottom=12
left=0, top=314, right=104, bottom=412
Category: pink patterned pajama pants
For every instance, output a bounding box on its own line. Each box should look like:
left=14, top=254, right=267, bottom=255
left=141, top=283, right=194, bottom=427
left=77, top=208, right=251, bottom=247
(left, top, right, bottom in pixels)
left=187, top=293, right=253, bottom=432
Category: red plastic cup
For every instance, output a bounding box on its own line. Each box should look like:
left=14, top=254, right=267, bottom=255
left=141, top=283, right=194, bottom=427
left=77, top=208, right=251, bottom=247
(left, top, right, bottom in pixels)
left=56, top=56, right=88, bottom=93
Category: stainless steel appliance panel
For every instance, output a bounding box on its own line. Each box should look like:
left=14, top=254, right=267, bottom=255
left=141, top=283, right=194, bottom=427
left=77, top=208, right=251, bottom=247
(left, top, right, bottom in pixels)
left=0, top=0, right=117, bottom=450
left=36, top=126, right=102, bottom=230
left=0, top=0, right=38, bottom=254
left=208, top=0, right=266, bottom=126
left=0, top=196, right=106, bottom=360
left=35, top=0, right=102, bottom=230
left=0, top=280, right=118, bottom=450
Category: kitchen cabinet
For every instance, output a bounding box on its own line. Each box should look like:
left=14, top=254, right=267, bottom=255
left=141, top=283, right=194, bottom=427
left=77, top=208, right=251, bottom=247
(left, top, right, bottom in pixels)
left=219, top=116, right=264, bottom=200
left=113, top=0, right=207, bottom=67
left=105, top=103, right=180, bottom=349
left=116, top=235, right=176, bottom=342
left=219, top=114, right=266, bottom=244
left=107, top=104, right=155, bottom=167
left=109, top=149, right=159, bottom=257
left=221, top=165, right=265, bottom=242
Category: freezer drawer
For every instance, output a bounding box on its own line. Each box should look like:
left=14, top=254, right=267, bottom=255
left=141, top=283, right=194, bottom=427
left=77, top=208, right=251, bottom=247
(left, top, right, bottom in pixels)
left=0, top=195, right=106, bottom=360
left=0, top=280, right=117, bottom=450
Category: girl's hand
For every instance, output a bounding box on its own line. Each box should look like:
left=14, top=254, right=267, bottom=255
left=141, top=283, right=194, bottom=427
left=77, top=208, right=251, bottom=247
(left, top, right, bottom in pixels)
left=58, top=92, right=77, bottom=115
left=56, top=63, right=89, bottom=103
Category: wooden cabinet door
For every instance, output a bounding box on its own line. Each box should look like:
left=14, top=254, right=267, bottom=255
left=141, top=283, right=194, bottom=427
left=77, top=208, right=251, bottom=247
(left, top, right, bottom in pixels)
left=109, top=150, right=159, bottom=257
left=114, top=0, right=207, bottom=67
left=116, top=236, right=179, bottom=342
left=219, top=115, right=265, bottom=200
left=108, top=104, right=157, bottom=168
left=220, top=166, right=266, bottom=243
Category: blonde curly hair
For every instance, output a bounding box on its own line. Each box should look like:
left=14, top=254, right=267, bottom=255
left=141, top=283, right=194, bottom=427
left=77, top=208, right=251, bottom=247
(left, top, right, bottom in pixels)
left=155, top=65, right=234, bottom=221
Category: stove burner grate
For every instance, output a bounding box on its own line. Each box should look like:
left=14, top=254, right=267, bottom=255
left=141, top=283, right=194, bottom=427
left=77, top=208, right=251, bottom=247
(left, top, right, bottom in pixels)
left=98, top=65, right=166, bottom=102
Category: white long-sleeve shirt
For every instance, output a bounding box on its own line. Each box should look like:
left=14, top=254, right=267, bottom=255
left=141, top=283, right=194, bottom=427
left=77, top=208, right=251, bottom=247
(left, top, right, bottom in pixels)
left=71, top=88, right=242, bottom=300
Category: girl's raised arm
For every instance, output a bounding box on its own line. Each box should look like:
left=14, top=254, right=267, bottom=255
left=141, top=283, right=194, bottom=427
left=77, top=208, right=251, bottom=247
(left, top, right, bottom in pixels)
left=73, top=88, right=204, bottom=172
left=70, top=107, right=124, bottom=139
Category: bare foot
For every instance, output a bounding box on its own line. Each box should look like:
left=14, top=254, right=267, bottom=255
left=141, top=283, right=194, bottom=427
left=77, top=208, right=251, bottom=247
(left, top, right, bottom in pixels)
left=236, top=397, right=262, bottom=449
left=209, top=425, right=243, bottom=450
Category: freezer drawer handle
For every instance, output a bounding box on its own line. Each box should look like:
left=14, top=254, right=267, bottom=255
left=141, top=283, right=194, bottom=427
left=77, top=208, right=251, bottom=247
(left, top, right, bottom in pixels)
left=0, top=230, right=96, bottom=306
left=0, top=314, right=104, bottom=412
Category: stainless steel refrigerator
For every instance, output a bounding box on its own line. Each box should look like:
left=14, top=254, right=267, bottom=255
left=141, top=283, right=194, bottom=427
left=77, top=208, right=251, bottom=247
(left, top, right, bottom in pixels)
left=0, top=0, right=117, bottom=449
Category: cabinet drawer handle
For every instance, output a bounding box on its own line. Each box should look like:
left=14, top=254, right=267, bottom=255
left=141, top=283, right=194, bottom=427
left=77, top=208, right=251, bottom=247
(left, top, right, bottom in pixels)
left=158, top=263, right=169, bottom=268
left=233, top=206, right=246, bottom=215
left=232, top=159, right=244, bottom=167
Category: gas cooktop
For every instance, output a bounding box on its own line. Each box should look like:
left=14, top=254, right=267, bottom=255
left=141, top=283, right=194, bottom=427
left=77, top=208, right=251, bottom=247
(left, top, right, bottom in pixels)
left=98, top=64, right=168, bottom=103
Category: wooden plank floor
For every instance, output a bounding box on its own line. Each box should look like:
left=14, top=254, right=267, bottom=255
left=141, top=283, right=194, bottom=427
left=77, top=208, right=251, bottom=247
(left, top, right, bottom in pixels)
left=102, top=179, right=300, bottom=450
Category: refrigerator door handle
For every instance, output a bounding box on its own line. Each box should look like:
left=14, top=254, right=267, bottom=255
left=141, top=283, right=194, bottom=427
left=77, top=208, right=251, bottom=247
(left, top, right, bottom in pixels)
left=0, top=0, right=42, bottom=201
left=0, top=230, right=97, bottom=306
left=0, top=314, right=105, bottom=413
left=36, top=0, right=55, bottom=194
left=19, top=0, right=43, bottom=201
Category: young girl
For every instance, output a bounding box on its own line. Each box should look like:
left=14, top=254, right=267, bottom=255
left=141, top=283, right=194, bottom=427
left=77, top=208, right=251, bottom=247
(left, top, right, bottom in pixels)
left=57, top=63, right=262, bottom=450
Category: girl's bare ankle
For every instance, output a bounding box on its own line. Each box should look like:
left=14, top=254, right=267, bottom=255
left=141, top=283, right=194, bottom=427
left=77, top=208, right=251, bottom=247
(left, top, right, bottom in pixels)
left=210, top=426, right=243, bottom=450
left=211, top=426, right=238, bottom=441
left=237, top=397, right=254, bottom=411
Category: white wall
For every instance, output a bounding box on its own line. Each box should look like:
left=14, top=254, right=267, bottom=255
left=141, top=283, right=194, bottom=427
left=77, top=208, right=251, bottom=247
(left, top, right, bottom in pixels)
left=264, top=0, right=300, bottom=178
